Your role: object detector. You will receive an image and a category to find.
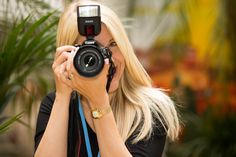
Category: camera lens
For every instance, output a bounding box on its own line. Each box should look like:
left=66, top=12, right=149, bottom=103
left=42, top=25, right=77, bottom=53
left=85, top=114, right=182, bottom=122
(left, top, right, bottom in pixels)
left=73, top=45, right=104, bottom=77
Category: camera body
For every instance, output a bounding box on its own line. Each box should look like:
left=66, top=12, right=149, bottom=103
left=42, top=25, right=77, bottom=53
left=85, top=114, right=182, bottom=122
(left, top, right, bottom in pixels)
left=74, top=5, right=115, bottom=78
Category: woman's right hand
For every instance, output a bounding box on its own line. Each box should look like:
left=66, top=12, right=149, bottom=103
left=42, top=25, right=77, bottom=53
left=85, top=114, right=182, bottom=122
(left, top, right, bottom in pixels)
left=52, top=45, right=76, bottom=97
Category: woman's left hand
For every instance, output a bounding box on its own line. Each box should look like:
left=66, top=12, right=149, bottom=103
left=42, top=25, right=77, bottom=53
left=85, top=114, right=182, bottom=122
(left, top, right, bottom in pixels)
left=65, top=49, right=110, bottom=106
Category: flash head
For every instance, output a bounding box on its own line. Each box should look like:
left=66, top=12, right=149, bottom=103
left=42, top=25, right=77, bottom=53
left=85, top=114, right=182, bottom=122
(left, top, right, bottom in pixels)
left=77, top=5, right=101, bottom=37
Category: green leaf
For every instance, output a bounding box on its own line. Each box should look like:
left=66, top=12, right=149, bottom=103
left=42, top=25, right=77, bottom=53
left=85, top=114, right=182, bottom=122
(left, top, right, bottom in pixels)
left=0, top=112, right=23, bottom=134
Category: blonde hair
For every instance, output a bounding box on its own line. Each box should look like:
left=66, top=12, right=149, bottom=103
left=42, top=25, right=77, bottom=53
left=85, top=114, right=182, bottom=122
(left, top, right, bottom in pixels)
left=57, top=0, right=180, bottom=143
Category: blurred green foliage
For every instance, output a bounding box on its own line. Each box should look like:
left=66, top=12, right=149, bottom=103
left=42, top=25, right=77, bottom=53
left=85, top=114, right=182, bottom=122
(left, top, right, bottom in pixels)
left=0, top=0, right=58, bottom=134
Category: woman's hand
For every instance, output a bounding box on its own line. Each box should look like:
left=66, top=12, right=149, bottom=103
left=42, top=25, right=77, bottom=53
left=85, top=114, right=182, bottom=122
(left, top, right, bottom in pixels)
left=65, top=49, right=110, bottom=107
left=52, top=45, right=76, bottom=98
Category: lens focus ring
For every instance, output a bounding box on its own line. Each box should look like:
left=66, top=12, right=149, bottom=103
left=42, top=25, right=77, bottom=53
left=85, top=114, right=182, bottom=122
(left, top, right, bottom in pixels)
left=73, top=45, right=104, bottom=77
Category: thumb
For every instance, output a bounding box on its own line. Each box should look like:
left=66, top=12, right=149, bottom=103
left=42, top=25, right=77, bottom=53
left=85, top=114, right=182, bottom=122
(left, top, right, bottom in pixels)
left=101, top=58, right=110, bottom=76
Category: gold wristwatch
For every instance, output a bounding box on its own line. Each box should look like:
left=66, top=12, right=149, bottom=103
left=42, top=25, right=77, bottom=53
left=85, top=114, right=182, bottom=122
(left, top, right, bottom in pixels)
left=91, top=106, right=112, bottom=119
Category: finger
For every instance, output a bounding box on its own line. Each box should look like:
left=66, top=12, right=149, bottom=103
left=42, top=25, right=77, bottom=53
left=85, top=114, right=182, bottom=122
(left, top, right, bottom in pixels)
left=53, top=65, right=61, bottom=79
left=53, top=61, right=72, bottom=87
left=72, top=47, right=79, bottom=58
left=55, top=45, right=76, bottom=59
left=61, top=71, right=74, bottom=88
left=101, top=58, right=110, bottom=76
left=59, top=62, right=67, bottom=75
left=59, top=62, right=73, bottom=84
left=53, top=51, right=70, bottom=69
left=67, top=47, right=80, bottom=71
left=66, top=48, right=76, bottom=72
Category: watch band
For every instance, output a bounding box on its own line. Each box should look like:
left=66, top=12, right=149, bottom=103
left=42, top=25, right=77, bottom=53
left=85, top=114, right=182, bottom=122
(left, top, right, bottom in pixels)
left=91, top=106, right=112, bottom=119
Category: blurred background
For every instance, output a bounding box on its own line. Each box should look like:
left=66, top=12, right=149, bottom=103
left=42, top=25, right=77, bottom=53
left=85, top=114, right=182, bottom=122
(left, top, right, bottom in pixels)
left=0, top=0, right=235, bottom=157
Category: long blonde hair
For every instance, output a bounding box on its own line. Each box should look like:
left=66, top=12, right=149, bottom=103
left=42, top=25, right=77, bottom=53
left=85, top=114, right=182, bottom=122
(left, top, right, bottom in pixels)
left=57, top=0, right=180, bottom=143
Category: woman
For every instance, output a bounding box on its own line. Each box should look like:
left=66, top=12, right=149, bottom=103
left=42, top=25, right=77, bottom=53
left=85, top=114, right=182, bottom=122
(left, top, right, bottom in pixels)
left=34, top=1, right=180, bottom=157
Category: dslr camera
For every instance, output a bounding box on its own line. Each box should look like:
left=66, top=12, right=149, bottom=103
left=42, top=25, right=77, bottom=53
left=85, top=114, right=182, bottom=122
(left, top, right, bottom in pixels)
left=74, top=5, right=116, bottom=79
left=74, top=5, right=116, bottom=91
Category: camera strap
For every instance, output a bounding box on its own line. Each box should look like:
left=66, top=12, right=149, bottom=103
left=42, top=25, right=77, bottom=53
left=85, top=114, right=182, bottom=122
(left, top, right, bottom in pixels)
left=78, top=96, right=100, bottom=157
left=106, top=59, right=116, bottom=92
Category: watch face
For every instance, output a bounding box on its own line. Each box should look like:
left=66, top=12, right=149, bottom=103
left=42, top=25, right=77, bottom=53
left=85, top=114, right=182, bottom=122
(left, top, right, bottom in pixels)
left=91, top=106, right=111, bottom=119
left=92, top=110, right=102, bottom=119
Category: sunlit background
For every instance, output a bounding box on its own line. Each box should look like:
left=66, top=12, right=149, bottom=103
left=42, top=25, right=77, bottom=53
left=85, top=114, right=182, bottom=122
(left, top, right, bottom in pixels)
left=0, top=0, right=235, bottom=157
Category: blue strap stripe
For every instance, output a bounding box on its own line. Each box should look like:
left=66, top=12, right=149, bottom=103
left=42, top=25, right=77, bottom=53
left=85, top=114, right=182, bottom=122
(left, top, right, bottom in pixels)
left=78, top=96, right=100, bottom=157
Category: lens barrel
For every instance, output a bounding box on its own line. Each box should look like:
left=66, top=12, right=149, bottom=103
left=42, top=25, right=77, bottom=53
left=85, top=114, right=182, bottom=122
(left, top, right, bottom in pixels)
left=73, top=45, right=105, bottom=77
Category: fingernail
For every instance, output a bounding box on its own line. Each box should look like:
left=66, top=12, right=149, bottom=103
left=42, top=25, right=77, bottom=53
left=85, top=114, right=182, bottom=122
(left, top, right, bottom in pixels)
left=72, top=47, right=79, bottom=57
left=105, top=59, right=109, bottom=64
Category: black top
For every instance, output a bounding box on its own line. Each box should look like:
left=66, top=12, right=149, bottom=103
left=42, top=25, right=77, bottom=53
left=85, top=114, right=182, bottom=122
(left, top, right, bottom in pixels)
left=34, top=92, right=167, bottom=157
